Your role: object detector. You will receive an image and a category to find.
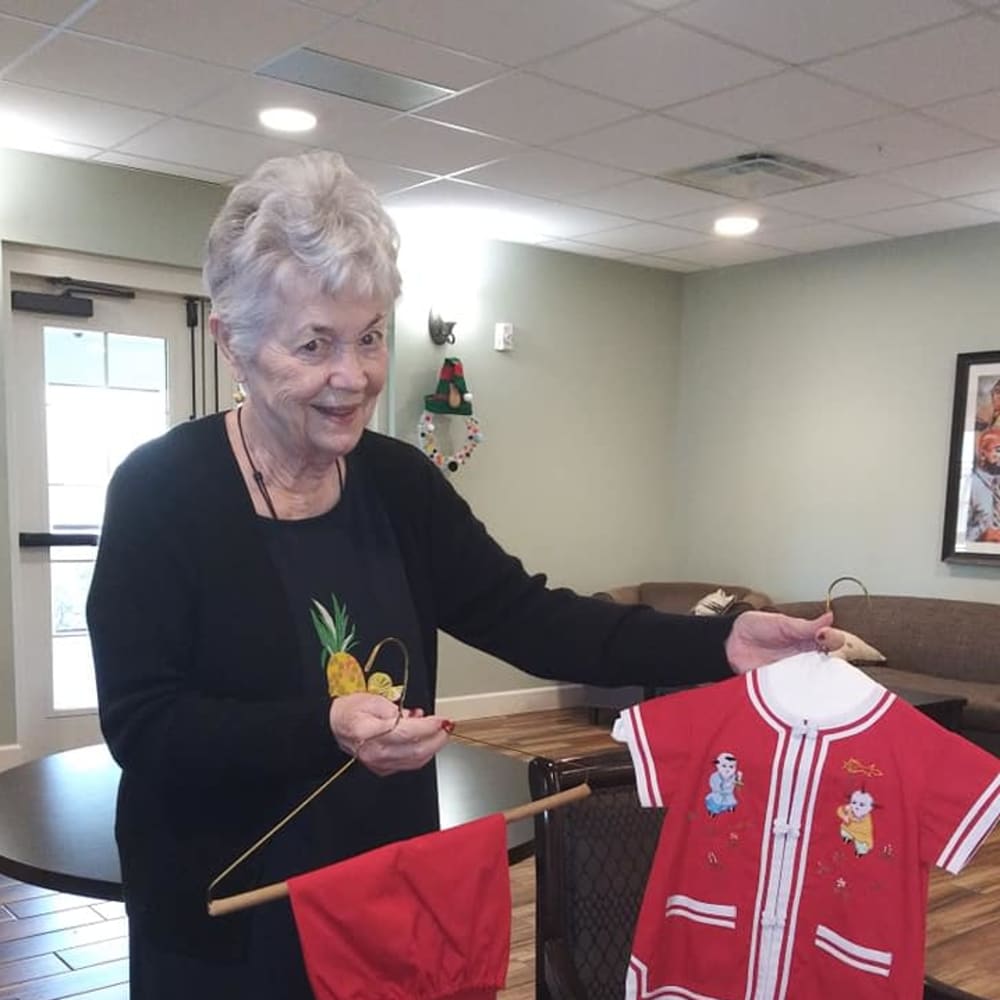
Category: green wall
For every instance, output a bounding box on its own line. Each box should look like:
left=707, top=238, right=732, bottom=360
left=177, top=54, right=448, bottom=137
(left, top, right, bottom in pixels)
left=674, top=223, right=1000, bottom=605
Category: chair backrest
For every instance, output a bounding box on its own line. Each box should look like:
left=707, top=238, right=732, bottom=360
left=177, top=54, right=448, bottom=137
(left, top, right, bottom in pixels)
left=530, top=749, right=663, bottom=1000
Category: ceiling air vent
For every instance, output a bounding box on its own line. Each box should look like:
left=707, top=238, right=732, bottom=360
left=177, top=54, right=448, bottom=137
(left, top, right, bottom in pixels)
left=664, top=152, right=848, bottom=199
left=259, top=49, right=455, bottom=113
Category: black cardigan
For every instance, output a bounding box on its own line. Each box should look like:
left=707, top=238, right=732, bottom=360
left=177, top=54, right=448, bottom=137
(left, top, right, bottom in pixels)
left=87, top=414, right=734, bottom=957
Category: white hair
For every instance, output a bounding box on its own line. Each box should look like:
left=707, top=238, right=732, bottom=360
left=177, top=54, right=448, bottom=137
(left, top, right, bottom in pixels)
left=203, top=151, right=401, bottom=361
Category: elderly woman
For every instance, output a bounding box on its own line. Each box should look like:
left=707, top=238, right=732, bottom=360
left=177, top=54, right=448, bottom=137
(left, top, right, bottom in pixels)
left=87, top=150, right=829, bottom=997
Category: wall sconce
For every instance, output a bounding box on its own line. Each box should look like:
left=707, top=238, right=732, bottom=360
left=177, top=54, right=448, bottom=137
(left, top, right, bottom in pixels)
left=428, top=310, right=456, bottom=345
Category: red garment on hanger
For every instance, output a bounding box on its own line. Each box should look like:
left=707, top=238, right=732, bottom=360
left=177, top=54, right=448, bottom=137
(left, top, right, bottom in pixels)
left=288, top=814, right=511, bottom=1000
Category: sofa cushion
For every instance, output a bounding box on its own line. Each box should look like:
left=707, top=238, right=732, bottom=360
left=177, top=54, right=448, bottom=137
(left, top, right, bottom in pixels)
left=861, top=666, right=1000, bottom=734
left=826, top=595, right=998, bottom=685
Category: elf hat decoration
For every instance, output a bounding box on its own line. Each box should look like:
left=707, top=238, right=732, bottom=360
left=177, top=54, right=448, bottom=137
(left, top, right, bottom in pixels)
left=424, top=356, right=474, bottom=416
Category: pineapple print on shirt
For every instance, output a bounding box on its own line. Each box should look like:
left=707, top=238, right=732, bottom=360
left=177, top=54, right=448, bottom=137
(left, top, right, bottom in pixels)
left=310, top=594, right=404, bottom=702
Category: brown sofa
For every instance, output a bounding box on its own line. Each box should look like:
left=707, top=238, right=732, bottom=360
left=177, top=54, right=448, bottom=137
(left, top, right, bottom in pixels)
left=593, top=581, right=772, bottom=616
left=773, top=594, right=1000, bottom=756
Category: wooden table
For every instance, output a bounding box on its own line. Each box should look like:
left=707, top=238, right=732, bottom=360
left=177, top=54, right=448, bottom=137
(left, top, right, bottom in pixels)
left=893, top=686, right=968, bottom=732
left=0, top=740, right=532, bottom=902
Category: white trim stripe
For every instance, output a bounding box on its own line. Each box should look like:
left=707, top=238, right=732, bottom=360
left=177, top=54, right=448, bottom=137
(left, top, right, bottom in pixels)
left=937, top=774, right=1000, bottom=873
left=665, top=908, right=736, bottom=930
left=631, top=706, right=663, bottom=808
left=815, top=924, right=892, bottom=966
left=664, top=895, right=736, bottom=919
left=627, top=957, right=728, bottom=1000
left=815, top=940, right=891, bottom=977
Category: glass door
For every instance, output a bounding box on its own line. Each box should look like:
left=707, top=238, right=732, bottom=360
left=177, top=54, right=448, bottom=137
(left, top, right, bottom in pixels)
left=9, top=249, right=209, bottom=757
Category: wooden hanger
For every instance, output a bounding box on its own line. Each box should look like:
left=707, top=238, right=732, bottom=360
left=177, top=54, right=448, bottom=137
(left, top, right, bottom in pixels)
left=207, top=783, right=591, bottom=917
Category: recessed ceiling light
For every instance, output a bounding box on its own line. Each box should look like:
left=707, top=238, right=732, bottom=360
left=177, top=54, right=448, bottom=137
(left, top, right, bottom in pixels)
left=714, top=215, right=760, bottom=237
left=258, top=107, right=317, bottom=133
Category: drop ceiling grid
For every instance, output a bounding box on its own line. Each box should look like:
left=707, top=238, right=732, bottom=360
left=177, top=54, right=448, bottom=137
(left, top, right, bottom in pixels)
left=0, top=0, right=999, bottom=266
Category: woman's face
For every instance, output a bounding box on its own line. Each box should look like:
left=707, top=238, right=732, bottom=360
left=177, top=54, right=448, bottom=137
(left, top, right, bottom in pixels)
left=243, top=271, right=389, bottom=461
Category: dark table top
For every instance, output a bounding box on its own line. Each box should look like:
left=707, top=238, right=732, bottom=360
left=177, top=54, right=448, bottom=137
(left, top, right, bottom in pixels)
left=0, top=740, right=532, bottom=902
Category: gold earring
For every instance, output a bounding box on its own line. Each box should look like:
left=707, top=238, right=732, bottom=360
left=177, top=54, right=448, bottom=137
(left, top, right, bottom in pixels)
left=233, top=382, right=247, bottom=405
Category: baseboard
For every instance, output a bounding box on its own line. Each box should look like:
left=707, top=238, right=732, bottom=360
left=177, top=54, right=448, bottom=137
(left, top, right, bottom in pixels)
left=436, top=683, right=588, bottom=721
left=0, top=744, right=27, bottom=772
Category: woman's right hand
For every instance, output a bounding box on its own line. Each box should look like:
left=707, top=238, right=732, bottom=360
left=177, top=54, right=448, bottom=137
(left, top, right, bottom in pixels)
left=329, top=694, right=451, bottom=777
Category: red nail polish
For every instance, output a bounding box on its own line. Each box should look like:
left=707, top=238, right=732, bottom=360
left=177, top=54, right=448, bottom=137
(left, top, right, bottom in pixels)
left=441, top=719, right=455, bottom=734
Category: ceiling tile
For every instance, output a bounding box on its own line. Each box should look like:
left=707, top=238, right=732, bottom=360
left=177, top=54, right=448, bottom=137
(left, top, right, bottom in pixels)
left=923, top=91, right=1000, bottom=142
left=1, top=133, right=100, bottom=159
left=754, top=222, right=889, bottom=252
left=384, top=178, right=633, bottom=240
left=775, top=113, right=990, bottom=175
left=667, top=71, right=891, bottom=144
left=310, top=20, right=503, bottom=91
left=623, top=253, right=705, bottom=271
left=341, top=155, right=436, bottom=195
left=671, top=241, right=790, bottom=266
left=93, top=151, right=236, bottom=184
left=812, top=16, right=1000, bottom=107
left=536, top=18, right=778, bottom=110
left=0, top=80, right=160, bottom=147
left=847, top=200, right=1000, bottom=235
left=183, top=75, right=394, bottom=148
left=358, top=0, right=643, bottom=66
left=521, top=201, right=636, bottom=240
left=301, top=0, right=370, bottom=11
left=668, top=0, right=966, bottom=63
left=421, top=73, right=633, bottom=144
left=74, top=0, right=335, bottom=70
left=540, top=239, right=635, bottom=258
left=625, top=0, right=694, bottom=7
left=570, top=221, right=707, bottom=252
left=9, top=34, right=242, bottom=115
left=555, top=114, right=750, bottom=174
left=116, top=119, right=305, bottom=177
left=956, top=189, right=1000, bottom=212
left=568, top=177, right=732, bottom=220
left=0, top=14, right=47, bottom=66
left=338, top=116, right=519, bottom=175
left=0, top=1, right=82, bottom=24
left=455, top=151, right=635, bottom=198
left=670, top=202, right=816, bottom=235
left=762, top=177, right=930, bottom=217
left=883, top=146, right=1000, bottom=197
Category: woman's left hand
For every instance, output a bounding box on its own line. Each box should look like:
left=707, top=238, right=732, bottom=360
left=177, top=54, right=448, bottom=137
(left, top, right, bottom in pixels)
left=724, top=610, right=834, bottom=674
left=330, top=694, right=451, bottom=777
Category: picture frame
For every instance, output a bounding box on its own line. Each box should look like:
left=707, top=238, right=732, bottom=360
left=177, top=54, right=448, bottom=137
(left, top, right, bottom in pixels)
left=942, top=350, right=1000, bottom=564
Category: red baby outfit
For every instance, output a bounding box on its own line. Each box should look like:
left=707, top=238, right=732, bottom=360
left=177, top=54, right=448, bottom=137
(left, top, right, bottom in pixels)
left=288, top=814, right=510, bottom=1000
left=616, top=664, right=1000, bottom=1000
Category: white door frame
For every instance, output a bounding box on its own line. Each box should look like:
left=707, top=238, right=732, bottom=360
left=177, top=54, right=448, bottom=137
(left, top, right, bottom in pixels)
left=3, top=244, right=206, bottom=765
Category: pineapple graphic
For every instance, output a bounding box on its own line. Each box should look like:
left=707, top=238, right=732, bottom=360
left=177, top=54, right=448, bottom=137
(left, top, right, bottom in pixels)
left=310, top=595, right=403, bottom=701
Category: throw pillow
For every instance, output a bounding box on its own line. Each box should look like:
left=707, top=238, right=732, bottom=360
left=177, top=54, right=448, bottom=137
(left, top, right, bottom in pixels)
left=817, top=626, right=886, bottom=664
left=691, top=588, right=736, bottom=616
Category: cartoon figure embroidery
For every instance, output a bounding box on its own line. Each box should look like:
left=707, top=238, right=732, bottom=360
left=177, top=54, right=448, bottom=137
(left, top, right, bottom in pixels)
left=837, top=788, right=875, bottom=857
left=705, top=752, right=742, bottom=816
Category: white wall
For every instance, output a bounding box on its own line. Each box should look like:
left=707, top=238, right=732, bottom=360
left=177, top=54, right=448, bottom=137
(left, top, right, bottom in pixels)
left=674, top=223, right=1000, bottom=605
left=394, top=237, right=684, bottom=698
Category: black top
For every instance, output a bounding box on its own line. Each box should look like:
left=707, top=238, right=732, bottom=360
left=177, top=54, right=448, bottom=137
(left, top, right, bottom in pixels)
left=256, top=455, right=433, bottom=886
left=87, top=413, right=736, bottom=958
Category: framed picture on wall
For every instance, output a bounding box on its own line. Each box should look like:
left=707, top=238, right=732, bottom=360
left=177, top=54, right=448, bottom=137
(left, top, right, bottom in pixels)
left=942, top=350, right=1000, bottom=564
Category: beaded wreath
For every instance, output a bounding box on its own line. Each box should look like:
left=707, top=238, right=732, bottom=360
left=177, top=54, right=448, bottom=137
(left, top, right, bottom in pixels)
left=417, top=410, right=482, bottom=473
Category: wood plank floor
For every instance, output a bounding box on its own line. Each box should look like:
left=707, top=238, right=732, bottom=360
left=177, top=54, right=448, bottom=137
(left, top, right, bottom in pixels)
left=0, top=708, right=996, bottom=999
